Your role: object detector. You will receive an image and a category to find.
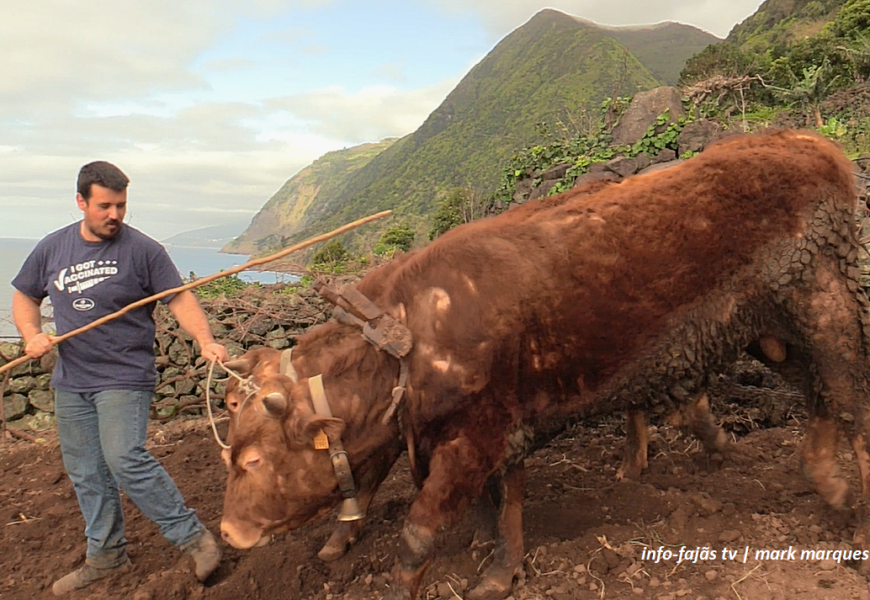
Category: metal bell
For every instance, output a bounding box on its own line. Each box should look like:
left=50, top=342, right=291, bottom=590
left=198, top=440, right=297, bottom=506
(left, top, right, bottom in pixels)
left=337, top=497, right=365, bottom=522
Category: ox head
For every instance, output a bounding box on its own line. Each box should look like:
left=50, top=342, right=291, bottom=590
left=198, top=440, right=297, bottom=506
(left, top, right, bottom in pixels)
left=219, top=347, right=348, bottom=549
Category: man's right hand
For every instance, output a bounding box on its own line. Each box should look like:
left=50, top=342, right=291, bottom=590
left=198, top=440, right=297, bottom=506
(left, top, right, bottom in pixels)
left=24, top=332, right=55, bottom=358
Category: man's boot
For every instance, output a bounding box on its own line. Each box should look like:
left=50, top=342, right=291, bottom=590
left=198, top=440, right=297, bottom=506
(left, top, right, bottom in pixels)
left=181, top=528, right=221, bottom=582
left=52, top=558, right=132, bottom=596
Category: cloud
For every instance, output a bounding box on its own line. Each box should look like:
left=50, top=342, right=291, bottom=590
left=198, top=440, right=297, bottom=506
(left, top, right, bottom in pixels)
left=372, top=61, right=408, bottom=83
left=1, top=0, right=763, bottom=242
left=0, top=0, right=341, bottom=117
left=425, top=0, right=763, bottom=38
left=0, top=94, right=343, bottom=239
left=202, top=58, right=258, bottom=72
left=302, top=44, right=331, bottom=55
left=0, top=1, right=220, bottom=117
left=266, top=80, right=456, bottom=143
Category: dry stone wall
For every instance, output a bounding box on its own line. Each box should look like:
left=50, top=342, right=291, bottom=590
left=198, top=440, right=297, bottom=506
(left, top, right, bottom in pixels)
left=1, top=284, right=334, bottom=433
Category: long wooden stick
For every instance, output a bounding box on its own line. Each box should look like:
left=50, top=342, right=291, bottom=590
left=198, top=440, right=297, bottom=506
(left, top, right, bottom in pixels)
left=0, top=210, right=392, bottom=376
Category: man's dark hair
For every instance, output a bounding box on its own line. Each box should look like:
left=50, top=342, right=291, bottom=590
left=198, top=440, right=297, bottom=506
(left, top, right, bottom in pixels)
left=77, top=161, right=129, bottom=201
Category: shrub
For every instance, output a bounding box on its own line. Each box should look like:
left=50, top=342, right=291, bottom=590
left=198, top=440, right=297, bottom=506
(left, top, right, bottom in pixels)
left=311, top=240, right=350, bottom=266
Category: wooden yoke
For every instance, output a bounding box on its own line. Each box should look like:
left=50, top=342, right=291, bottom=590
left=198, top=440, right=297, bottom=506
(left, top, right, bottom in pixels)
left=313, top=279, right=413, bottom=360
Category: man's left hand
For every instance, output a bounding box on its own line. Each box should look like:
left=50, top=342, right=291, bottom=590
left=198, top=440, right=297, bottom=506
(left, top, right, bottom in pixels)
left=201, top=342, right=230, bottom=363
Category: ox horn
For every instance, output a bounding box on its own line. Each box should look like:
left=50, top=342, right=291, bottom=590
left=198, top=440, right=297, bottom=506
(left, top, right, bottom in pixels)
left=262, top=391, right=288, bottom=417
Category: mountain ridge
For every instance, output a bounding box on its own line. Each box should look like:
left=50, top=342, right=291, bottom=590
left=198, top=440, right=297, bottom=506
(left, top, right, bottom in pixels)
left=224, top=9, right=718, bottom=256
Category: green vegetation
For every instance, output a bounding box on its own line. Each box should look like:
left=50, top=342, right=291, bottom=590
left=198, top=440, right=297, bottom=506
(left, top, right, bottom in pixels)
left=428, top=189, right=472, bottom=240
left=629, top=111, right=686, bottom=156
left=190, top=272, right=254, bottom=299
left=679, top=0, right=870, bottom=153
left=608, top=23, right=719, bottom=85
left=374, top=224, right=416, bottom=256
left=311, top=240, right=350, bottom=266
left=493, top=106, right=687, bottom=206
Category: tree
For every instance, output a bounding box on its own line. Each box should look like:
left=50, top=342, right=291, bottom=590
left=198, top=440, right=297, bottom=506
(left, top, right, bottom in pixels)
left=428, top=189, right=469, bottom=240
left=680, top=43, right=761, bottom=86
left=771, top=57, right=842, bottom=127
left=311, top=240, right=350, bottom=266
left=374, top=224, right=415, bottom=256
left=832, top=0, right=870, bottom=40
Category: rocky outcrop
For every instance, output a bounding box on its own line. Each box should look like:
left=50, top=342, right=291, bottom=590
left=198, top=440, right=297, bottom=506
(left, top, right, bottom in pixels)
left=610, top=86, right=687, bottom=146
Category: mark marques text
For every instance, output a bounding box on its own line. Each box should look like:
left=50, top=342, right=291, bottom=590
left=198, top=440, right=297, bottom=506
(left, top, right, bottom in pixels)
left=641, top=546, right=869, bottom=564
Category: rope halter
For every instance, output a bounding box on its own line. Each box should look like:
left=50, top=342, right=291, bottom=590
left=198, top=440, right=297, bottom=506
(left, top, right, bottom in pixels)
left=206, top=357, right=261, bottom=450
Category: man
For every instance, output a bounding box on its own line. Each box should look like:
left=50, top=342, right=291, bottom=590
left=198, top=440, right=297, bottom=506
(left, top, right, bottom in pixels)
left=12, top=161, right=230, bottom=596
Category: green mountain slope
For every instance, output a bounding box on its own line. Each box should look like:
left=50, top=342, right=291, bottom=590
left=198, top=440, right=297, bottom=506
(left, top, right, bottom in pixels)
left=726, top=0, right=847, bottom=50
left=231, top=9, right=722, bottom=256
left=605, top=22, right=720, bottom=85
left=224, top=139, right=396, bottom=255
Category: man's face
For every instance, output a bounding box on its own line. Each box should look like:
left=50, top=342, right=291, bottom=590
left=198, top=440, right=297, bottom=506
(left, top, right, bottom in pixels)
left=77, top=184, right=127, bottom=241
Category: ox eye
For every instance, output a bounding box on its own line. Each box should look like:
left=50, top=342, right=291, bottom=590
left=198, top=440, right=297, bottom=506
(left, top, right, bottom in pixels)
left=240, top=448, right=263, bottom=471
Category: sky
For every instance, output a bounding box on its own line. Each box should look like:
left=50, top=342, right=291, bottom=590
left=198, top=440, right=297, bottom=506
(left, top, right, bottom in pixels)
left=0, top=0, right=766, bottom=243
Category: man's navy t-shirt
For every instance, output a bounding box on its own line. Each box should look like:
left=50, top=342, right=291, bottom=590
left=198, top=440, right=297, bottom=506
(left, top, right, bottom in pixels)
left=12, top=222, right=183, bottom=392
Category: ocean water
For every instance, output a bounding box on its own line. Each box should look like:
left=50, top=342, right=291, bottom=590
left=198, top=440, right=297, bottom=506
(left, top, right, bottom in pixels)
left=0, top=238, right=295, bottom=338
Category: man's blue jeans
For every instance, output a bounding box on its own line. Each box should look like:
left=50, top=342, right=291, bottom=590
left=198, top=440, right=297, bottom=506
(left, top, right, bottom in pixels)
left=55, top=389, right=204, bottom=568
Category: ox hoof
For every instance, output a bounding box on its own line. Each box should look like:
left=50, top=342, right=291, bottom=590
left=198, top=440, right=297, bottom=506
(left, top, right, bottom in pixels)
left=467, top=568, right=516, bottom=600
left=317, top=523, right=360, bottom=562
left=616, top=462, right=644, bottom=481
left=467, top=579, right=513, bottom=600
left=820, top=478, right=854, bottom=511
left=317, top=541, right=350, bottom=562
left=695, top=451, right=725, bottom=473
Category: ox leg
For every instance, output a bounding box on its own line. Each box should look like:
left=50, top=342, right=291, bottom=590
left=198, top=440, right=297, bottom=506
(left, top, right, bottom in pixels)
left=470, top=479, right=499, bottom=548
left=318, top=444, right=400, bottom=562
left=682, top=393, right=729, bottom=455
left=755, top=342, right=852, bottom=510
left=796, top=263, right=870, bottom=510
left=617, top=410, right=649, bottom=481
left=801, top=414, right=851, bottom=509
left=468, top=464, right=525, bottom=600
left=618, top=395, right=728, bottom=481
left=385, top=434, right=500, bottom=600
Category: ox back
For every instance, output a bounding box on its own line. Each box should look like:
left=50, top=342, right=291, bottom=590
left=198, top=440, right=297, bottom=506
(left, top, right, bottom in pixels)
left=367, top=129, right=859, bottom=426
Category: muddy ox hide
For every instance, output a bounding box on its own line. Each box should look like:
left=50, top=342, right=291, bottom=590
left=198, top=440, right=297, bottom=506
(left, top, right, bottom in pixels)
left=219, top=130, right=870, bottom=600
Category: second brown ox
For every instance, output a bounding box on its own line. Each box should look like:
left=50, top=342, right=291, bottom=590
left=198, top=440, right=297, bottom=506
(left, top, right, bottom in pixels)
left=218, top=130, right=870, bottom=600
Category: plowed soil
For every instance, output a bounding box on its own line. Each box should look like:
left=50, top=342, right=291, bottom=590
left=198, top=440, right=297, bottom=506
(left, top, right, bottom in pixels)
left=3, top=409, right=870, bottom=600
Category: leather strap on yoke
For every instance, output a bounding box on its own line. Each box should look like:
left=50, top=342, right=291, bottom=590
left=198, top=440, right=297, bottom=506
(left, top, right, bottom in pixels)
left=311, top=278, right=417, bottom=496
left=308, top=374, right=358, bottom=503
left=313, top=279, right=413, bottom=359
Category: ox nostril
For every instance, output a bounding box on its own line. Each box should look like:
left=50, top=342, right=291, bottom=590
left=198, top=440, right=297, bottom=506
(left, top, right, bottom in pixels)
left=221, top=529, right=232, bottom=543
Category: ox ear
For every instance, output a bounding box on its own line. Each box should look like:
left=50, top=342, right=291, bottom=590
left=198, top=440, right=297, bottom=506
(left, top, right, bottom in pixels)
left=289, top=415, right=346, bottom=447
left=221, top=356, right=257, bottom=376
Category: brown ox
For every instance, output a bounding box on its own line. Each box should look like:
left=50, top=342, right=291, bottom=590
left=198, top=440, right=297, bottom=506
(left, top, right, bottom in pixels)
left=219, top=130, right=870, bottom=600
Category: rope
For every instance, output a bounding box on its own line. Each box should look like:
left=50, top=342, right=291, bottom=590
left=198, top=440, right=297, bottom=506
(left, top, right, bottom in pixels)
left=205, top=359, right=231, bottom=450
left=204, top=358, right=262, bottom=450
